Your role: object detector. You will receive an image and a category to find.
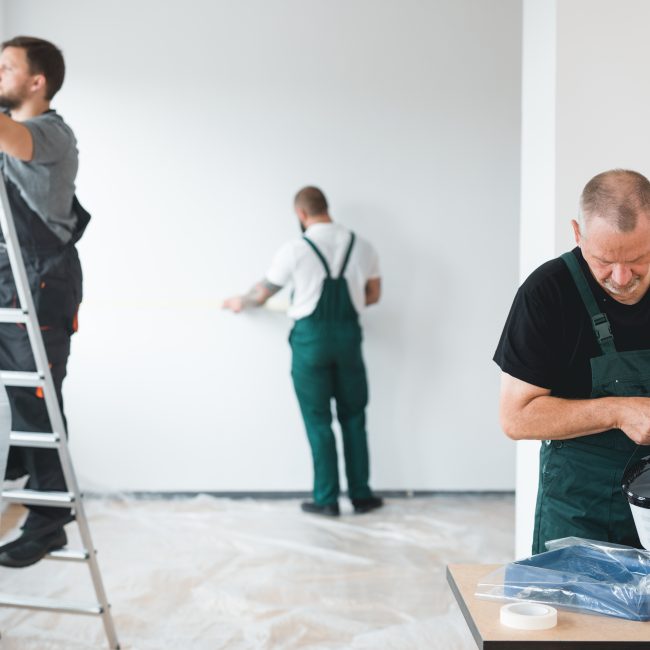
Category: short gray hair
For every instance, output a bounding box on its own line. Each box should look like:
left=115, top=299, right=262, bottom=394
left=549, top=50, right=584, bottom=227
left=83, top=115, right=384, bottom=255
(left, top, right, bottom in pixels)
left=579, top=169, right=650, bottom=234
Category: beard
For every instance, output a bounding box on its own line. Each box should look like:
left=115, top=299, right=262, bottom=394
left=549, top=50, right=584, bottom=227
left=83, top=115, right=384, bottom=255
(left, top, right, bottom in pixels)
left=0, top=93, right=21, bottom=110
left=0, top=83, right=29, bottom=111
left=603, top=275, right=641, bottom=297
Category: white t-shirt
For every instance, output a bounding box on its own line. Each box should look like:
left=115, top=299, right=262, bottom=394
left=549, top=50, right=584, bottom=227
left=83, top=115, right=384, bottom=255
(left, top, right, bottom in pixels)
left=265, top=222, right=380, bottom=320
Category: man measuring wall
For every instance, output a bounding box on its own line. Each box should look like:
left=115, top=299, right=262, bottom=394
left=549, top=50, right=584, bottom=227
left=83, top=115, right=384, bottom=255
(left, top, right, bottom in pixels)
left=224, top=186, right=383, bottom=516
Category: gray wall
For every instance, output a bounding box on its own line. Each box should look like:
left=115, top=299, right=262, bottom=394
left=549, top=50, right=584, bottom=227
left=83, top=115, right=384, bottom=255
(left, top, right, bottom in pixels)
left=2, top=0, right=521, bottom=491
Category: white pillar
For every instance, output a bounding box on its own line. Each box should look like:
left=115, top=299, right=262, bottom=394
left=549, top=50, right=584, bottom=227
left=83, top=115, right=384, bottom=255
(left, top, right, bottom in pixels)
left=517, top=0, right=650, bottom=557
left=517, top=0, right=557, bottom=559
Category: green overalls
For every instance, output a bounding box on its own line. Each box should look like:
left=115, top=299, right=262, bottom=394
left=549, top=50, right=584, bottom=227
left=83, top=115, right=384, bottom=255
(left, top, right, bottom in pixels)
left=532, top=251, right=650, bottom=554
left=289, top=232, right=373, bottom=506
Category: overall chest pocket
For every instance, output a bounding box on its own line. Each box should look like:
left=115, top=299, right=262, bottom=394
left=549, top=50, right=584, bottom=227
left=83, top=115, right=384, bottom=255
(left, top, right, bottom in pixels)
left=600, top=377, right=650, bottom=397
left=591, top=350, right=650, bottom=398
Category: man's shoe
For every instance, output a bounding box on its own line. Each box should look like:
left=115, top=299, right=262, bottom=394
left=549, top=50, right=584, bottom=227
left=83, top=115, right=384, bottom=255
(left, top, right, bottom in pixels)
left=0, top=527, right=67, bottom=568
left=352, top=496, right=384, bottom=514
left=300, top=501, right=340, bottom=517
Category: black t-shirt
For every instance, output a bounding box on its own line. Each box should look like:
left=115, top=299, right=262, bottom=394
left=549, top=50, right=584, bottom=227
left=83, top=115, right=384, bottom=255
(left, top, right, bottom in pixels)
left=494, top=247, right=650, bottom=399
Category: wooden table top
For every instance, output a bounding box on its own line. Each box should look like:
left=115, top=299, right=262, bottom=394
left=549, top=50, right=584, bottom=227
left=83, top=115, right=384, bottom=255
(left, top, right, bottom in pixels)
left=447, top=563, right=650, bottom=649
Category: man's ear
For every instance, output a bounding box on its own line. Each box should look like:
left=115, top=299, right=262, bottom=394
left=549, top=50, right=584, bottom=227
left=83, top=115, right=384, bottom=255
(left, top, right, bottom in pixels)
left=29, top=74, right=46, bottom=96
left=571, top=219, right=582, bottom=245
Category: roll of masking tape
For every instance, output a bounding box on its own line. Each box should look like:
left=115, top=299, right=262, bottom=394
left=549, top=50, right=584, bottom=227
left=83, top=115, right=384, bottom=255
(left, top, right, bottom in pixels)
left=500, top=602, right=557, bottom=630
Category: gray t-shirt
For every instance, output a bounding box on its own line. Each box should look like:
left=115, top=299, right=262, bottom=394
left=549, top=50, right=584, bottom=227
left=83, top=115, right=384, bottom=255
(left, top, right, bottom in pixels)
left=1, top=110, right=78, bottom=243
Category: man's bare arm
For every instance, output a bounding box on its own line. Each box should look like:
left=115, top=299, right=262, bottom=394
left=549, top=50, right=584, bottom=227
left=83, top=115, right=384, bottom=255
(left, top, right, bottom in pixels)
left=0, top=114, right=33, bottom=161
left=499, top=372, right=650, bottom=445
left=365, top=278, right=381, bottom=306
left=222, top=279, right=282, bottom=313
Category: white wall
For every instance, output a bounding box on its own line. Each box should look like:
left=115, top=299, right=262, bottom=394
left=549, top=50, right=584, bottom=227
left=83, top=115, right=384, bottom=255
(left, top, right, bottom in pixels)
left=2, top=0, right=522, bottom=492
left=555, top=0, right=650, bottom=240
left=517, top=0, right=650, bottom=556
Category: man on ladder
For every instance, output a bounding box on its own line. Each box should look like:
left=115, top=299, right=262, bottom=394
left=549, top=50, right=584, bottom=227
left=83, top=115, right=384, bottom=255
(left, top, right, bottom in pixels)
left=0, top=36, right=89, bottom=567
left=223, top=186, right=384, bottom=516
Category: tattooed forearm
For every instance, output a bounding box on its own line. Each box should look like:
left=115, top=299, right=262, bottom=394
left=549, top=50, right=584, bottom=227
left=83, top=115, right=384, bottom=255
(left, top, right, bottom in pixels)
left=244, top=279, right=282, bottom=307
left=223, top=279, right=283, bottom=313
left=261, top=279, right=282, bottom=296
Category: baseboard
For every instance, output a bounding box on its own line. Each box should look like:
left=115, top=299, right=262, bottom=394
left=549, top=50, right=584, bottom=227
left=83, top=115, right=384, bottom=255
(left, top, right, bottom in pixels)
left=82, top=490, right=515, bottom=500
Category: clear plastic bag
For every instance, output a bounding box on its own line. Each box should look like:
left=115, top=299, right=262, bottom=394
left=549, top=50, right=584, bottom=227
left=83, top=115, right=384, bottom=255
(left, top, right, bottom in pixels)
left=475, top=537, right=650, bottom=621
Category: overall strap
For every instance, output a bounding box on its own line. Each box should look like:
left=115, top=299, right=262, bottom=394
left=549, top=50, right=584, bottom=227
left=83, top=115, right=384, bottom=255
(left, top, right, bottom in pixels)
left=338, top=232, right=356, bottom=278
left=303, top=236, right=331, bottom=278
left=561, top=252, right=617, bottom=354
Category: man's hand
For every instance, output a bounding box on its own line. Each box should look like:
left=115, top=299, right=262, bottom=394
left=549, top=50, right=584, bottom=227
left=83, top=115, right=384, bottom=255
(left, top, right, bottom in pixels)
left=615, top=397, right=650, bottom=445
left=222, top=279, right=282, bottom=314
left=222, top=295, right=247, bottom=313
left=365, top=278, right=381, bottom=306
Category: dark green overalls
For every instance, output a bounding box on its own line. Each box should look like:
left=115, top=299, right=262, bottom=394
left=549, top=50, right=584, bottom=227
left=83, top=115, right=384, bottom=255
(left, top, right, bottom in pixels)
left=532, top=251, right=650, bottom=554
left=289, top=233, right=373, bottom=506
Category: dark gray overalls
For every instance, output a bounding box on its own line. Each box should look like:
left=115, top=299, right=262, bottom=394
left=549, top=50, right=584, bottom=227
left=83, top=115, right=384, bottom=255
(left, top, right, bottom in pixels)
left=0, top=172, right=89, bottom=523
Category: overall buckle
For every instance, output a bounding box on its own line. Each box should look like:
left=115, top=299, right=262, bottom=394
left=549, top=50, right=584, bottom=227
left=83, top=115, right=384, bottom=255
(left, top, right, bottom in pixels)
left=592, top=313, right=613, bottom=345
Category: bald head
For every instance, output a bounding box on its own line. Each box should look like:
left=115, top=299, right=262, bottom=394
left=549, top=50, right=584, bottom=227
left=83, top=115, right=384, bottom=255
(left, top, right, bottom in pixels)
left=580, top=169, right=650, bottom=234
left=294, top=186, right=328, bottom=217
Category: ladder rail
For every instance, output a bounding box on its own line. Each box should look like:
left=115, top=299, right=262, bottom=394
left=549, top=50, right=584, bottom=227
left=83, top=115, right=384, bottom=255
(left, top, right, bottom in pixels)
left=0, top=177, right=120, bottom=649
left=0, top=593, right=103, bottom=616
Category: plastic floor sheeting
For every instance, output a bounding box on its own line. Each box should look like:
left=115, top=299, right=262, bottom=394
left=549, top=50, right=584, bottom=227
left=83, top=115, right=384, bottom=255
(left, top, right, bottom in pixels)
left=0, top=494, right=513, bottom=649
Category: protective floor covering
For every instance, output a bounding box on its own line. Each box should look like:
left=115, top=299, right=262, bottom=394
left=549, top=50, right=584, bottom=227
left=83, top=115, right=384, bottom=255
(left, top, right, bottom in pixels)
left=0, top=495, right=513, bottom=649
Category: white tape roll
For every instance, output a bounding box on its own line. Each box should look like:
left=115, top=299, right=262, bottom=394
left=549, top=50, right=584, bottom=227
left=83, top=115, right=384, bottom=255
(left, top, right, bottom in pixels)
left=500, top=602, right=557, bottom=630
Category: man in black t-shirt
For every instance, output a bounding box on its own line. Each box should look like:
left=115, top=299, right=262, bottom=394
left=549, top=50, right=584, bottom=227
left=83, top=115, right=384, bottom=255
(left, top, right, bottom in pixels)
left=495, top=169, right=650, bottom=554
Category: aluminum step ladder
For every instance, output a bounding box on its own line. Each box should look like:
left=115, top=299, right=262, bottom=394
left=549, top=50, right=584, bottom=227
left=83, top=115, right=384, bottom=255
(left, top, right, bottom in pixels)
left=0, top=176, right=119, bottom=649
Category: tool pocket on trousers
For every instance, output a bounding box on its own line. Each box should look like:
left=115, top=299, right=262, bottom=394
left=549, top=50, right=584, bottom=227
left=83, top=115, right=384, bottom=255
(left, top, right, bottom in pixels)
left=34, top=275, right=76, bottom=331
left=540, top=443, right=569, bottom=497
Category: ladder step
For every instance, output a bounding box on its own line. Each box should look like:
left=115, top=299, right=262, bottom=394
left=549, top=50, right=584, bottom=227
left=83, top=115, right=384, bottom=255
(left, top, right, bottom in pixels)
left=0, top=370, right=43, bottom=387
left=0, top=308, right=28, bottom=324
left=47, top=548, right=90, bottom=562
left=1, top=488, right=74, bottom=507
left=9, top=431, right=60, bottom=448
left=0, top=593, right=102, bottom=616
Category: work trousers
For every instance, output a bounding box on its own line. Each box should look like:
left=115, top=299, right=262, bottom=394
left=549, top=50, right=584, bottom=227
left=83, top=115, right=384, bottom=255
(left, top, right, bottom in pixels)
left=532, top=438, right=641, bottom=554
left=290, top=323, right=373, bottom=505
left=1, top=322, right=71, bottom=521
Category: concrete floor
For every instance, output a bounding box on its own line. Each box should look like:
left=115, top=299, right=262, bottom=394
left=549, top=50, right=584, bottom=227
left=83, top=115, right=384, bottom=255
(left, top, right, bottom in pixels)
left=0, top=494, right=514, bottom=649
